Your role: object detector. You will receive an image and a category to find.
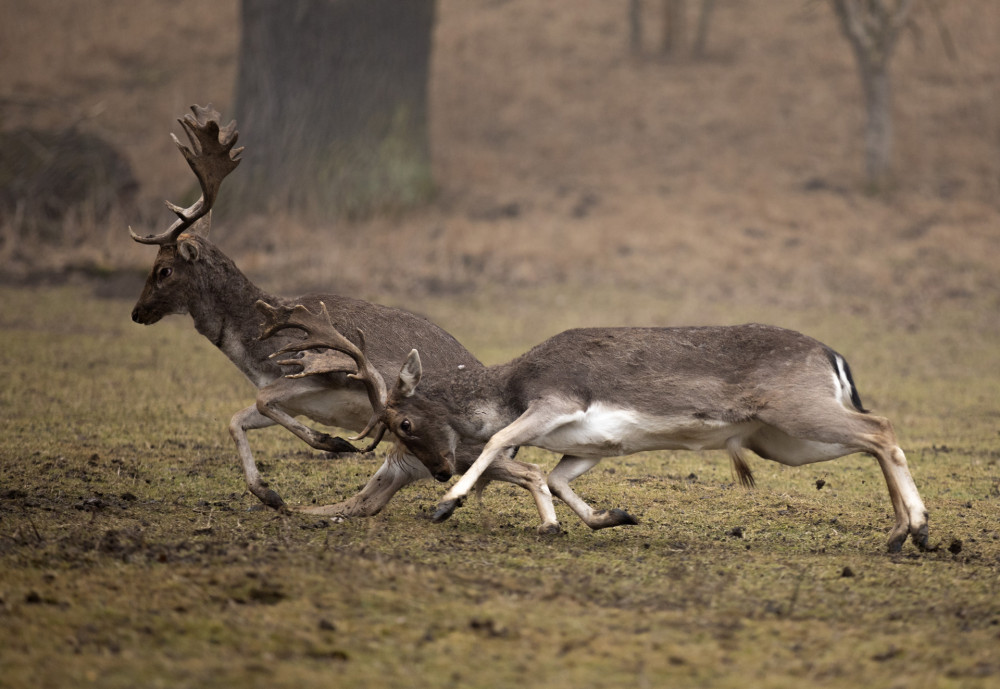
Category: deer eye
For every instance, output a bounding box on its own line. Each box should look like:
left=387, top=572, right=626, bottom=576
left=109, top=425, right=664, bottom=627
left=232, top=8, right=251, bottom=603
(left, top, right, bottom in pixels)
left=157, top=266, right=173, bottom=280
left=399, top=419, right=412, bottom=435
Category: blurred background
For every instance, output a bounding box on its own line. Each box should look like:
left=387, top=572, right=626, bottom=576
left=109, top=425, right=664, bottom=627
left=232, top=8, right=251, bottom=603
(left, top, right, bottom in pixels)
left=1, top=0, right=997, bottom=331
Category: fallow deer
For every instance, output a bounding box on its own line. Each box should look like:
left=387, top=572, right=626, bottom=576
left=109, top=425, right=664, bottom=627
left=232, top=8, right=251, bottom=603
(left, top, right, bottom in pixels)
left=130, top=105, right=556, bottom=527
left=261, top=302, right=929, bottom=552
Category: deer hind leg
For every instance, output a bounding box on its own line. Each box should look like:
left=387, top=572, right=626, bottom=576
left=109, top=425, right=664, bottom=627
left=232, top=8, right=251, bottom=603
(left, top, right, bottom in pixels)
left=256, top=378, right=365, bottom=454
left=752, top=406, right=928, bottom=553
left=229, top=405, right=286, bottom=509
left=547, top=455, right=639, bottom=530
left=866, top=420, right=928, bottom=552
left=296, top=442, right=430, bottom=518
left=482, top=454, right=562, bottom=534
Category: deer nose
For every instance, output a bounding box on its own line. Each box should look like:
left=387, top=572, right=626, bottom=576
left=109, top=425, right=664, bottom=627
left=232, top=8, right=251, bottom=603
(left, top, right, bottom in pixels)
left=433, top=469, right=453, bottom=482
left=131, top=307, right=141, bottom=323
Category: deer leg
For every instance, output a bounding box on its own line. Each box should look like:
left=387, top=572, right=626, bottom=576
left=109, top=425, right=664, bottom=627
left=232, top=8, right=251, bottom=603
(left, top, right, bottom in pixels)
left=229, top=405, right=287, bottom=509
left=483, top=457, right=562, bottom=534
left=871, top=439, right=928, bottom=552
left=256, top=379, right=364, bottom=454
left=753, top=407, right=928, bottom=552
left=433, top=396, right=584, bottom=523
left=548, top=455, right=639, bottom=530
left=295, top=443, right=430, bottom=518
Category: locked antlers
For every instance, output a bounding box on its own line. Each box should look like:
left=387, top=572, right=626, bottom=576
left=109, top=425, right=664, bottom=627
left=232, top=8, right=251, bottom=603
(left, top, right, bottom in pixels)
left=130, top=104, right=243, bottom=245
left=256, top=300, right=388, bottom=448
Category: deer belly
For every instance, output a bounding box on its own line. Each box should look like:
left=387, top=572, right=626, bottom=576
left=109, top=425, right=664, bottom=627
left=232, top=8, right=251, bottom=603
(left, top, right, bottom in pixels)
left=285, top=387, right=373, bottom=432
left=535, top=403, right=756, bottom=458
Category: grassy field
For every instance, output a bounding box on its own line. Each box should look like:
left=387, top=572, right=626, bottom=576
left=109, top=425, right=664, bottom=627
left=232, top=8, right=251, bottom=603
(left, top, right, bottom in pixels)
left=1, top=283, right=998, bottom=689
left=3, top=2, right=1000, bottom=686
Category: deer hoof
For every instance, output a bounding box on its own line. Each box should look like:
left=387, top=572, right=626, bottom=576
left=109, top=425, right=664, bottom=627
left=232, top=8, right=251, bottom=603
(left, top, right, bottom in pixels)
left=609, top=508, right=639, bottom=526
left=259, top=489, right=286, bottom=510
left=537, top=523, right=564, bottom=536
left=432, top=497, right=463, bottom=523
left=590, top=508, right=639, bottom=530
left=886, top=520, right=912, bottom=553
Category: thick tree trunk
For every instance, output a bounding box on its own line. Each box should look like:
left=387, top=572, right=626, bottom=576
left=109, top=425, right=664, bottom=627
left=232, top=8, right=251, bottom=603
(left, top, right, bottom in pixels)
left=228, top=0, right=435, bottom=220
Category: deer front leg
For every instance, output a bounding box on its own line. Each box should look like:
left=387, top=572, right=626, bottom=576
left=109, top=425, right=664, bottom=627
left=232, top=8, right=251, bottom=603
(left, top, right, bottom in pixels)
left=433, top=397, right=583, bottom=523
left=229, top=405, right=287, bottom=509
left=256, top=378, right=366, bottom=454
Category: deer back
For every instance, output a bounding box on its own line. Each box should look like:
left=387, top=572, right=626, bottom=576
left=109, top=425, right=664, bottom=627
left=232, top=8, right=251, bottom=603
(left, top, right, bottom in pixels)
left=496, top=324, right=843, bottom=422
left=287, top=293, right=483, bottom=380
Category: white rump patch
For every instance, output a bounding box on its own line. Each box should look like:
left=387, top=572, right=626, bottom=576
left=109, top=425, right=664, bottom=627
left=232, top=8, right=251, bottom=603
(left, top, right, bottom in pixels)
left=831, top=354, right=856, bottom=410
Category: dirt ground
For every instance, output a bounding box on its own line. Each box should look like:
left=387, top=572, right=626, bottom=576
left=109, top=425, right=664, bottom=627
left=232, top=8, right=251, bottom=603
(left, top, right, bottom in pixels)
left=1, top=2, right=999, bottom=688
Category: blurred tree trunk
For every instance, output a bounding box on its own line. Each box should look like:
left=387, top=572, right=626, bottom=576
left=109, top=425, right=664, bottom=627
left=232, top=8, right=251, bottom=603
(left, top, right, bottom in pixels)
left=829, top=0, right=914, bottom=191
left=629, top=0, right=643, bottom=55
left=228, top=0, right=436, bottom=221
left=661, top=0, right=687, bottom=56
left=629, top=0, right=715, bottom=59
left=691, top=0, right=716, bottom=58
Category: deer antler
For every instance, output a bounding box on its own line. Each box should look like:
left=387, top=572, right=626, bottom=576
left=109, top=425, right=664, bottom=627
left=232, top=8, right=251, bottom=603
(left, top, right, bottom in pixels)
left=256, top=300, right=388, bottom=447
left=130, top=104, right=243, bottom=245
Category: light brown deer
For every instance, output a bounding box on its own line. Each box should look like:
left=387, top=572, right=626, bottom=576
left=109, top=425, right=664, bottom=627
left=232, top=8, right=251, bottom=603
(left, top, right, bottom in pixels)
left=261, top=302, right=929, bottom=552
left=130, top=105, right=557, bottom=527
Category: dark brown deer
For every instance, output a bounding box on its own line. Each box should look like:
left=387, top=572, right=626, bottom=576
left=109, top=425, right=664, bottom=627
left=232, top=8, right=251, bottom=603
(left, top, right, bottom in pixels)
left=130, top=105, right=557, bottom=528
left=262, top=303, right=929, bottom=552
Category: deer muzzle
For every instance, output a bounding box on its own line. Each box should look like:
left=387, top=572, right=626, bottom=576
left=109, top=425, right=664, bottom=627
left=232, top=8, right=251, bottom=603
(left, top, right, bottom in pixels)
left=433, top=468, right=453, bottom=483
left=431, top=451, right=455, bottom=482
left=131, top=304, right=161, bottom=325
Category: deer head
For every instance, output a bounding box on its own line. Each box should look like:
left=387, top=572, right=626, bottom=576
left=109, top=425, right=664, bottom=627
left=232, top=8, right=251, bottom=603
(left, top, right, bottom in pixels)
left=131, top=105, right=243, bottom=324
left=255, top=300, right=458, bottom=481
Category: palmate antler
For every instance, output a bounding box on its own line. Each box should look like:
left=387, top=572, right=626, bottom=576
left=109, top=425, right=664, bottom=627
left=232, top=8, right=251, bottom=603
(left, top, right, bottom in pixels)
left=256, top=300, right=388, bottom=448
left=130, top=104, right=243, bottom=245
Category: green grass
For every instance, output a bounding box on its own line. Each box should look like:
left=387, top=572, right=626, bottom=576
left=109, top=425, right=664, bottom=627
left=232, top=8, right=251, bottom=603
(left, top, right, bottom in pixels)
left=1, top=284, right=998, bottom=688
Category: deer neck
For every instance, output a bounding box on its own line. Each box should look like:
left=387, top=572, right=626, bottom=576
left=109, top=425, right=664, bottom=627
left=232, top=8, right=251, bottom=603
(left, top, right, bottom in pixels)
left=186, top=246, right=279, bottom=387
left=435, top=366, right=516, bottom=443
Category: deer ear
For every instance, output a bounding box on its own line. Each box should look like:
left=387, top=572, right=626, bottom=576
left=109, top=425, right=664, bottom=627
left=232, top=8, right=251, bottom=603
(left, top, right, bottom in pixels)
left=396, top=349, right=422, bottom=397
left=177, top=237, right=201, bottom=262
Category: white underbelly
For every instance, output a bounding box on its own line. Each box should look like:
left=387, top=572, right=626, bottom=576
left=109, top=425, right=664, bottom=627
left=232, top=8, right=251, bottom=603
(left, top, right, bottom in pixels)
left=283, top=386, right=372, bottom=432
left=533, top=403, right=759, bottom=458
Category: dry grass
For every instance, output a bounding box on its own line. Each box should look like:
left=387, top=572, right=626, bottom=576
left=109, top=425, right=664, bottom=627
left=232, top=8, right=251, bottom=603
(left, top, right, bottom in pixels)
left=1, top=284, right=999, bottom=688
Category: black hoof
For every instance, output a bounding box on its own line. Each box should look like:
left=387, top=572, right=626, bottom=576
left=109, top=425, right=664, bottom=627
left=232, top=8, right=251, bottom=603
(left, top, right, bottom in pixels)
left=537, top=523, right=564, bottom=536
left=591, top=508, right=639, bottom=530
left=432, top=497, right=463, bottom=523
left=610, top=508, right=639, bottom=526
left=260, top=489, right=286, bottom=510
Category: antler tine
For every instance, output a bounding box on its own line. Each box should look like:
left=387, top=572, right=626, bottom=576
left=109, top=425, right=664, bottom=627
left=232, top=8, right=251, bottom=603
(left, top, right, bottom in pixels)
left=353, top=422, right=387, bottom=452
left=255, top=300, right=389, bottom=417
left=130, top=104, right=243, bottom=246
